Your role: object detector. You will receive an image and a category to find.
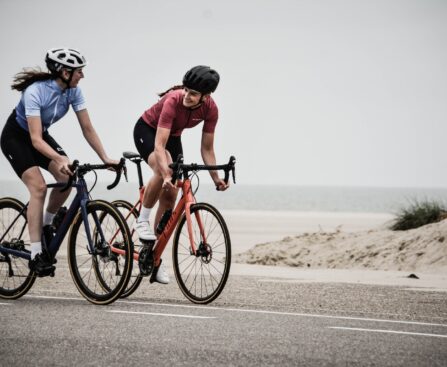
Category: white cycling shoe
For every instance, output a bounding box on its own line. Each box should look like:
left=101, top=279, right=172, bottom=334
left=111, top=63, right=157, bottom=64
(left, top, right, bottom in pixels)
left=134, top=220, right=157, bottom=241
left=154, top=261, right=170, bottom=284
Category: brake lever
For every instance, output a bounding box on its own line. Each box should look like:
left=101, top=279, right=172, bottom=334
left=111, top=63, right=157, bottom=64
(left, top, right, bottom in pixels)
left=107, top=158, right=125, bottom=190
left=60, top=160, right=79, bottom=193
left=123, top=163, right=128, bottom=182
left=229, top=156, right=236, bottom=184
left=170, top=154, right=184, bottom=185
left=220, top=156, right=236, bottom=189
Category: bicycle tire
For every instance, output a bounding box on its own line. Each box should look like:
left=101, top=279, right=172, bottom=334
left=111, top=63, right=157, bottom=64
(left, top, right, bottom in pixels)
left=67, top=199, right=133, bottom=305
left=172, top=202, right=231, bottom=304
left=0, top=197, right=36, bottom=299
left=111, top=199, right=143, bottom=298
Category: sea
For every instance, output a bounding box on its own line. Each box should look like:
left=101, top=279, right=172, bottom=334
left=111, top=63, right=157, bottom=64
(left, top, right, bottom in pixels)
left=1, top=179, right=447, bottom=214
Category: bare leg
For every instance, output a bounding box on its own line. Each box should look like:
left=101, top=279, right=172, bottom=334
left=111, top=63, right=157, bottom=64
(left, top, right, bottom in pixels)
left=154, top=188, right=178, bottom=230
left=46, top=160, right=71, bottom=213
left=141, top=150, right=178, bottom=230
left=141, top=173, right=163, bottom=209
left=21, top=167, right=47, bottom=243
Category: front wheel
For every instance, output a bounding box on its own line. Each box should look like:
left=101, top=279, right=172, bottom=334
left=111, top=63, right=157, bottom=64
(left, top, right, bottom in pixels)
left=172, top=203, right=231, bottom=304
left=67, top=200, right=133, bottom=305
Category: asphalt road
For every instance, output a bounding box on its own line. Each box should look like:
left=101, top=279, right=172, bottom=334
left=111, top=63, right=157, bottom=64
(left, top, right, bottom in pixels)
left=1, top=261, right=446, bottom=367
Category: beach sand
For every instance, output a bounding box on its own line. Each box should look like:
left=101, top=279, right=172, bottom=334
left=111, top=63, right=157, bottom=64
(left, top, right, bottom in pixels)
left=225, top=210, right=447, bottom=290
left=224, top=210, right=395, bottom=255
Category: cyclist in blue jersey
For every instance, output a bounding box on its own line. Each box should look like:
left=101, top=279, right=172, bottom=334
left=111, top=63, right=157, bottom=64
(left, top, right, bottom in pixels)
left=0, top=48, right=118, bottom=276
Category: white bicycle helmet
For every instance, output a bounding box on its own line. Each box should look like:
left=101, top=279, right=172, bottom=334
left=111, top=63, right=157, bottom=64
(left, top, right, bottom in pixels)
left=45, top=48, right=87, bottom=73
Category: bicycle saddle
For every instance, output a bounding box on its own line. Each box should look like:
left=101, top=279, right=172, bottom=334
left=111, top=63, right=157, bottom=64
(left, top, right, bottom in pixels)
left=123, top=151, right=141, bottom=160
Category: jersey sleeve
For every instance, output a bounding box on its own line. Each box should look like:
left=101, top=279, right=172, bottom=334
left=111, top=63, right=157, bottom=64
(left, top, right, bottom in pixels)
left=23, top=84, right=42, bottom=117
left=71, top=88, right=86, bottom=112
left=202, top=100, right=218, bottom=134
left=157, top=95, right=177, bottom=130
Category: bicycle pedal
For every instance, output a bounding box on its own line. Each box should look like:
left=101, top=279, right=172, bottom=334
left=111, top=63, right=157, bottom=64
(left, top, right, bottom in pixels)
left=35, top=266, right=56, bottom=278
left=149, top=268, right=158, bottom=284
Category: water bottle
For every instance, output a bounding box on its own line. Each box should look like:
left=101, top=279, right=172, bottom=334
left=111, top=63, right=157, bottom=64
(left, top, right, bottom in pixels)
left=156, top=209, right=172, bottom=234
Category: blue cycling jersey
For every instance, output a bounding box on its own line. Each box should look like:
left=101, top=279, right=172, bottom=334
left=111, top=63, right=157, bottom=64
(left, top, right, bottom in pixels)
left=15, top=79, right=86, bottom=132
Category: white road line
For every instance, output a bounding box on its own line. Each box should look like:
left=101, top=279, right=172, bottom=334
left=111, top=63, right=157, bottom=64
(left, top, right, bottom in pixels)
left=329, top=327, right=447, bottom=338
left=25, top=295, right=447, bottom=328
left=0, top=303, right=11, bottom=306
left=107, top=310, right=215, bottom=319
left=117, top=300, right=447, bottom=328
left=27, top=295, right=80, bottom=301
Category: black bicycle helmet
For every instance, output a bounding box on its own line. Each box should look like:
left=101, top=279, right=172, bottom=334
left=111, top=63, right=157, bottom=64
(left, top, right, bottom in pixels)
left=183, top=65, right=220, bottom=94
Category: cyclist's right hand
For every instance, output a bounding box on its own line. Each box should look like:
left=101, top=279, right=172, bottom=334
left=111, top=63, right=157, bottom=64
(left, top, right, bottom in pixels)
left=162, top=176, right=175, bottom=191
left=56, top=156, right=73, bottom=176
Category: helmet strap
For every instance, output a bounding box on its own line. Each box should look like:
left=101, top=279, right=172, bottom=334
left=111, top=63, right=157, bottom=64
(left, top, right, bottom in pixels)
left=59, top=69, right=74, bottom=89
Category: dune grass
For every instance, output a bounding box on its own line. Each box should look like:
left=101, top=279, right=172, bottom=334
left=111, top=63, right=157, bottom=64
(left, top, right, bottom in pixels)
left=390, top=200, right=447, bottom=231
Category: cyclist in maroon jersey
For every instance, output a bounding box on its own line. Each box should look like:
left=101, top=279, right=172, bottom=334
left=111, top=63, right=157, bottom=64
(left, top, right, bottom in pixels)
left=133, top=65, right=229, bottom=284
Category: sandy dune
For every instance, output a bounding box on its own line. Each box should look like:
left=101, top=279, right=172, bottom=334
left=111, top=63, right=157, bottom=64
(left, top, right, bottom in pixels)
left=234, top=219, right=447, bottom=273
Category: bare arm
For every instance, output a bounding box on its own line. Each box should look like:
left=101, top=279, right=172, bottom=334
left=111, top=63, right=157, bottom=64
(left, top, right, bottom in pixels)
left=76, top=109, right=116, bottom=164
left=201, top=132, right=229, bottom=191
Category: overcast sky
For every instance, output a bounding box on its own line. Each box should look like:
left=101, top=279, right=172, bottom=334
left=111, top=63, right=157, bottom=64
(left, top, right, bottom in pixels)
left=0, top=0, right=446, bottom=188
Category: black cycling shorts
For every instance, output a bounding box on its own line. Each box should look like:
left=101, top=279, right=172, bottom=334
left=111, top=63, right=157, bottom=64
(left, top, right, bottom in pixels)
left=1, top=110, right=67, bottom=178
left=133, top=118, right=183, bottom=163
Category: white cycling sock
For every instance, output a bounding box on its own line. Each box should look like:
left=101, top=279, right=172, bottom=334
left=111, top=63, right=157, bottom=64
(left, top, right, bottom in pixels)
left=138, top=206, right=152, bottom=222
left=31, top=242, right=42, bottom=260
left=43, top=210, right=56, bottom=226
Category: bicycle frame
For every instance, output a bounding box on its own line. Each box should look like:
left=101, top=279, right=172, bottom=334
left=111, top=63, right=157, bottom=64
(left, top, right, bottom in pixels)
left=152, top=178, right=205, bottom=266
left=111, top=177, right=204, bottom=267
left=0, top=177, right=106, bottom=261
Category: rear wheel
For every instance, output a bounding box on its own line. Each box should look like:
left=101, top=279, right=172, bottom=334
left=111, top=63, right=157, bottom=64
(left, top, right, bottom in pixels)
left=68, top=200, right=133, bottom=305
left=0, top=197, right=35, bottom=299
left=111, top=200, right=143, bottom=298
left=173, top=203, right=231, bottom=304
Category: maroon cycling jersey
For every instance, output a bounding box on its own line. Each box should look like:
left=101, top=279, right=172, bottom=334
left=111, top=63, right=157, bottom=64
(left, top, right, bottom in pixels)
left=141, top=89, right=218, bottom=137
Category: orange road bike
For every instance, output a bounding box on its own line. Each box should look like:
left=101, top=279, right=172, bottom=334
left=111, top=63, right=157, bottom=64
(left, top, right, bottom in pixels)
left=112, top=152, right=236, bottom=304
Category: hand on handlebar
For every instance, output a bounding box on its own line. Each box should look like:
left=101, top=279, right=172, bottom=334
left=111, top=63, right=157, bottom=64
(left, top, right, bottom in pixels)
left=103, top=157, right=120, bottom=171
left=214, top=177, right=229, bottom=191
left=57, top=156, right=74, bottom=176
left=162, top=176, right=176, bottom=191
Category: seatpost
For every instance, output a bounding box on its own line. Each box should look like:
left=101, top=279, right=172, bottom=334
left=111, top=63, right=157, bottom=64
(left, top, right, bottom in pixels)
left=136, top=160, right=144, bottom=189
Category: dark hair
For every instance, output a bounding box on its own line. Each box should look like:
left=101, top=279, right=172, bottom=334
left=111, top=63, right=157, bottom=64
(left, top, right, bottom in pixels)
left=158, top=85, right=183, bottom=98
left=11, top=67, right=54, bottom=92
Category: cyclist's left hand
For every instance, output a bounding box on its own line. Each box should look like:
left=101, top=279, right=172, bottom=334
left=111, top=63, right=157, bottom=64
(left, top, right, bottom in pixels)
left=214, top=178, right=229, bottom=191
left=103, top=157, right=120, bottom=170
